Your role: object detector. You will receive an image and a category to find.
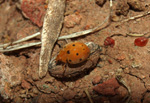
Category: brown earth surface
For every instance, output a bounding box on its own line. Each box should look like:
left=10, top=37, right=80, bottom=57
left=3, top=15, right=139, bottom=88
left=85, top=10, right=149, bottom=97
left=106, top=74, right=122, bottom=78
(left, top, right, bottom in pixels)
left=0, top=0, right=150, bottom=103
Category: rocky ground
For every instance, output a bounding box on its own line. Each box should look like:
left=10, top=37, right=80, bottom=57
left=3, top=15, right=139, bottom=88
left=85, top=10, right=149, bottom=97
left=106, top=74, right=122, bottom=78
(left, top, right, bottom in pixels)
left=0, top=0, right=150, bottom=103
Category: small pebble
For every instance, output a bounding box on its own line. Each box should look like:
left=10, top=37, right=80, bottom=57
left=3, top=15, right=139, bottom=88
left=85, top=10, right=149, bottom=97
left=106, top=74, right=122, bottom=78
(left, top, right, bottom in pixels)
left=116, top=54, right=126, bottom=61
left=20, top=90, right=26, bottom=94
left=32, top=87, right=39, bottom=94
left=111, top=15, right=120, bottom=22
left=92, top=75, right=102, bottom=85
left=64, top=14, right=82, bottom=28
left=124, top=68, right=130, bottom=73
left=74, top=81, right=80, bottom=88
left=95, top=0, right=106, bottom=6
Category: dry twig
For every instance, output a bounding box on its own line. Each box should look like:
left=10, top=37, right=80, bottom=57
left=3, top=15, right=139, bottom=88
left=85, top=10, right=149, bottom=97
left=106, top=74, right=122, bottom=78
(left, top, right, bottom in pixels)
left=0, top=32, right=40, bottom=48
left=117, top=11, right=150, bottom=26
left=84, top=89, right=93, bottom=103
left=58, top=15, right=110, bottom=40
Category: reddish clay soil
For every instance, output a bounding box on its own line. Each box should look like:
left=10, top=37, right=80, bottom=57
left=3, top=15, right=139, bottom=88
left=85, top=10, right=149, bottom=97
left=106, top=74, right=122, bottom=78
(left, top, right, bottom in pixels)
left=0, top=0, right=150, bottom=103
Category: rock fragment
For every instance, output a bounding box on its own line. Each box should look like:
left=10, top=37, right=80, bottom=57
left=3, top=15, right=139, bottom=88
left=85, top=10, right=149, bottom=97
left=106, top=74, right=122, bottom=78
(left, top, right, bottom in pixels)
left=92, top=75, right=102, bottom=85
left=64, top=14, right=82, bottom=28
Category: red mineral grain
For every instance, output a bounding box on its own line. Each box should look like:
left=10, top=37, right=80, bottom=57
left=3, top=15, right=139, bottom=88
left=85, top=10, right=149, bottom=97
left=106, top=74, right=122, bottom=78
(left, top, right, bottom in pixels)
left=104, top=37, right=115, bottom=47
left=134, top=37, right=148, bottom=47
left=93, top=78, right=120, bottom=96
left=108, top=59, right=113, bottom=64
left=84, top=25, right=91, bottom=30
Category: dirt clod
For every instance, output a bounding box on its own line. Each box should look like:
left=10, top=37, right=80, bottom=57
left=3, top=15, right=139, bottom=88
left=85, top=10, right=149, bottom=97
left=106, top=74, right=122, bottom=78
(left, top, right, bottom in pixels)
left=109, top=86, right=128, bottom=103
left=93, top=78, right=120, bottom=96
left=116, top=0, right=129, bottom=16
left=127, top=0, right=145, bottom=11
left=95, top=0, right=106, bottom=6
left=21, top=80, right=31, bottom=89
left=63, top=89, right=76, bottom=100
left=143, top=93, right=150, bottom=103
left=65, top=101, right=75, bottom=103
left=21, top=0, right=46, bottom=27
